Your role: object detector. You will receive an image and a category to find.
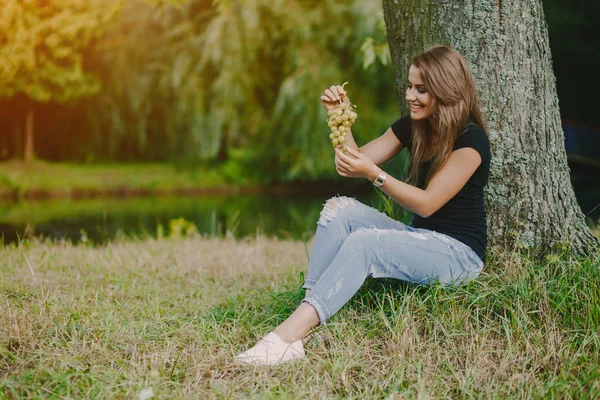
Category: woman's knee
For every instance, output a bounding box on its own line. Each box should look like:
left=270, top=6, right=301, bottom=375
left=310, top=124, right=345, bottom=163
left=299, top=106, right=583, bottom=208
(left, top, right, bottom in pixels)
left=317, top=196, right=362, bottom=227
left=344, top=228, right=379, bottom=248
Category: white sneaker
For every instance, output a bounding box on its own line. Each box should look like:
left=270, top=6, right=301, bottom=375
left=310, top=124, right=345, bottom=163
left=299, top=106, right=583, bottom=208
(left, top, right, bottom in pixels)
left=235, top=332, right=305, bottom=365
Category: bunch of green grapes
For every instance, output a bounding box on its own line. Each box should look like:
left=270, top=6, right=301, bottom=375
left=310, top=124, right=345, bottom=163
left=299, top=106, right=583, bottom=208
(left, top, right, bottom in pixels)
left=327, top=83, right=357, bottom=152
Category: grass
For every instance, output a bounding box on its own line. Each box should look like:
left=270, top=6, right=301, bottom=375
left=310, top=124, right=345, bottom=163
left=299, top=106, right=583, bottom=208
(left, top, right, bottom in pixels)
left=0, top=159, right=228, bottom=198
left=1, top=235, right=599, bottom=399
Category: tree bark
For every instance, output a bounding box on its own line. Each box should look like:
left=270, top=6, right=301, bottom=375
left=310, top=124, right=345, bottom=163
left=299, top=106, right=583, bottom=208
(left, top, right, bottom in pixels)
left=216, top=130, right=229, bottom=163
left=24, top=102, right=34, bottom=162
left=382, top=0, right=598, bottom=256
left=13, top=118, right=23, bottom=159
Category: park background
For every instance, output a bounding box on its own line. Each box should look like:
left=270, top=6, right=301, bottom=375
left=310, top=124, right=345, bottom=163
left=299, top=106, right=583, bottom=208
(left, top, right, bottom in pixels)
left=0, top=0, right=598, bottom=244
left=1, top=1, right=600, bottom=399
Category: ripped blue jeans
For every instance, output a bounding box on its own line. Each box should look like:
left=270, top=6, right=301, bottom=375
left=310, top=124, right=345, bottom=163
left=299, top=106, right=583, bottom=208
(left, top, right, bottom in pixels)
left=301, top=196, right=484, bottom=324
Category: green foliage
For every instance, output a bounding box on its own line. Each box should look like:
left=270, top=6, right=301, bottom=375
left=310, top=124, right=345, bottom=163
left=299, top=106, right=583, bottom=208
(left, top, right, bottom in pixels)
left=372, top=187, right=410, bottom=222
left=0, top=0, right=401, bottom=180
left=86, top=0, right=398, bottom=179
left=168, top=217, right=199, bottom=238
left=0, top=0, right=120, bottom=103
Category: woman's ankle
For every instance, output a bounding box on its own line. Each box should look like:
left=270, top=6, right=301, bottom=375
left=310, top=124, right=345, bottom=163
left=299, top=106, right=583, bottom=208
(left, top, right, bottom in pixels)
left=272, top=328, right=295, bottom=344
left=272, top=303, right=319, bottom=343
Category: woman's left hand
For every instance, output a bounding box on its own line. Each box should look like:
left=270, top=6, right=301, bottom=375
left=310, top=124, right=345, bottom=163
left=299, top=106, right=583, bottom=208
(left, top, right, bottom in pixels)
left=335, top=147, right=379, bottom=180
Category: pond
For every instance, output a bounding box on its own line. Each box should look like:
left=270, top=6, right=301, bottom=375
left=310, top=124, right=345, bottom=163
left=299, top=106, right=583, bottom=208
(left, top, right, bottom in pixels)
left=0, top=184, right=597, bottom=246
left=0, top=190, right=407, bottom=245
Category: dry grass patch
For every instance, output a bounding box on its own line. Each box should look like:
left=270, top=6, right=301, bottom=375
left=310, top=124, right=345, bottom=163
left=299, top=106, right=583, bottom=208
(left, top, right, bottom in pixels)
left=1, top=236, right=599, bottom=399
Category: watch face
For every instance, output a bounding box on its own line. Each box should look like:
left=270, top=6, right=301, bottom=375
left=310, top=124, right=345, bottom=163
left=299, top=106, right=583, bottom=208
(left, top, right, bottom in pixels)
left=373, top=174, right=385, bottom=187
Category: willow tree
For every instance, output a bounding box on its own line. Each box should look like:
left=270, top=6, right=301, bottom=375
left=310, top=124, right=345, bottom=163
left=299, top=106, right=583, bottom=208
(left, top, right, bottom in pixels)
left=0, top=0, right=119, bottom=161
left=381, top=0, right=598, bottom=256
left=91, top=0, right=395, bottom=180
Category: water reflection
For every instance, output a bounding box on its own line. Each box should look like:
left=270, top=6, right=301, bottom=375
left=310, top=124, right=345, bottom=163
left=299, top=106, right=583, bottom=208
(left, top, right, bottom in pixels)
left=0, top=193, right=405, bottom=245
left=0, top=185, right=597, bottom=245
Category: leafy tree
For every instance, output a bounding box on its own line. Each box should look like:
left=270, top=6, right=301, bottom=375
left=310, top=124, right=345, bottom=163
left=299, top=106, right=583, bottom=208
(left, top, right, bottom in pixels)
left=86, top=1, right=216, bottom=162
left=88, top=0, right=398, bottom=181
left=0, top=0, right=119, bottom=161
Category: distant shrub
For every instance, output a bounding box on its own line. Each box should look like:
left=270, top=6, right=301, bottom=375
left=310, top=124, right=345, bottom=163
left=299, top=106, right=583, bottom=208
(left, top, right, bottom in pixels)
left=168, top=217, right=199, bottom=238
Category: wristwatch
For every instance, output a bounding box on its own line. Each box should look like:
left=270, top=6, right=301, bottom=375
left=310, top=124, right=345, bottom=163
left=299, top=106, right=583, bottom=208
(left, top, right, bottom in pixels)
left=372, top=172, right=387, bottom=187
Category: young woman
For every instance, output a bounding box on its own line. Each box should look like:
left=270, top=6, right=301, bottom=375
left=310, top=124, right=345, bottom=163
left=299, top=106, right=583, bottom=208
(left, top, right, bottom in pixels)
left=236, top=45, right=491, bottom=365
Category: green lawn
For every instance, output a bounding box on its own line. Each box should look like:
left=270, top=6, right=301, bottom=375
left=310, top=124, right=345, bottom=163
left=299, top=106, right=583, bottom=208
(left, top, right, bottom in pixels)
left=0, top=160, right=229, bottom=198
left=1, top=235, right=599, bottom=399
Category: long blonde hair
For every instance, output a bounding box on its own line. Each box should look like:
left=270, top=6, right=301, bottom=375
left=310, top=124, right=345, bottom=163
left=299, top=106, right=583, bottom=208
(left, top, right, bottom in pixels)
left=408, top=45, right=487, bottom=187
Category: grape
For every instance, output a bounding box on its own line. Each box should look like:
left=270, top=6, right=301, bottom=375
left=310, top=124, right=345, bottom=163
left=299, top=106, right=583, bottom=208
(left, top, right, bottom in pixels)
left=324, top=82, right=357, bottom=152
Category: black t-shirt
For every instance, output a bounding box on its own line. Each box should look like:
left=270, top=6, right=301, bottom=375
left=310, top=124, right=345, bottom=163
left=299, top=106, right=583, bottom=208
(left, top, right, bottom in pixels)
left=391, top=116, right=491, bottom=260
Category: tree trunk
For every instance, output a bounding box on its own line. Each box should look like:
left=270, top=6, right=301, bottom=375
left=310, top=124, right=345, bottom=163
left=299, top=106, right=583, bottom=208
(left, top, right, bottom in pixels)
left=216, top=130, right=228, bottom=163
left=13, top=118, right=23, bottom=159
left=382, top=0, right=598, bottom=256
left=24, top=102, right=34, bottom=162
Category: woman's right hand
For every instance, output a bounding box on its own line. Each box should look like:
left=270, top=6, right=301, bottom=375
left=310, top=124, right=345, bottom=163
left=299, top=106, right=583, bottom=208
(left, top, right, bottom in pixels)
left=320, top=85, right=347, bottom=111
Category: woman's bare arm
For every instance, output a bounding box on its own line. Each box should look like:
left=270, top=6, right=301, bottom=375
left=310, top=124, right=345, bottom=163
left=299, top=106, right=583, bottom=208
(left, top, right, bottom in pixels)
left=335, top=147, right=482, bottom=218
